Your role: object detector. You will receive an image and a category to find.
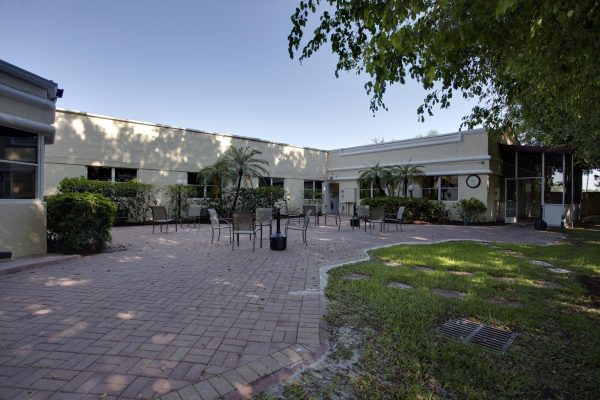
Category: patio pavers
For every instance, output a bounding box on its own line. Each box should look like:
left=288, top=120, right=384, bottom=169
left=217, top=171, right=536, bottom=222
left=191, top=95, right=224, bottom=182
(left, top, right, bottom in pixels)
left=0, top=223, right=561, bottom=399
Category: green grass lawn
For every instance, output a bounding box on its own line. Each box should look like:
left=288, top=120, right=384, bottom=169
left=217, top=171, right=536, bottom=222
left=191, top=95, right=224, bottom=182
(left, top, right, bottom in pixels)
left=257, top=228, right=600, bottom=399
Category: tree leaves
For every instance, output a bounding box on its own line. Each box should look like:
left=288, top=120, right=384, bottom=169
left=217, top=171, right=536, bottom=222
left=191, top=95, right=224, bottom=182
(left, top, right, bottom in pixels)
left=288, top=0, right=600, bottom=167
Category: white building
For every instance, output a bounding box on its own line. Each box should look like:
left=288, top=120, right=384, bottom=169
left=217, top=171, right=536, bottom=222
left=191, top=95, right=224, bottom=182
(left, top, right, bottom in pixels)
left=0, top=60, right=61, bottom=258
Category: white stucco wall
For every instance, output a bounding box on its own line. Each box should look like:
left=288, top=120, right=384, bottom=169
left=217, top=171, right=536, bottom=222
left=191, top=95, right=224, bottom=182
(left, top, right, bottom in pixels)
left=0, top=200, right=47, bottom=258
left=327, top=130, right=500, bottom=221
left=1, top=62, right=58, bottom=259
left=46, top=110, right=328, bottom=211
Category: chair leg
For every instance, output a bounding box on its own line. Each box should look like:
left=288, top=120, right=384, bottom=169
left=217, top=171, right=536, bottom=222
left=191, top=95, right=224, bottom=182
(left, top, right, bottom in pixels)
left=152, top=223, right=155, bottom=234
left=252, top=234, right=255, bottom=252
left=211, top=228, right=214, bottom=244
left=260, top=226, right=263, bottom=248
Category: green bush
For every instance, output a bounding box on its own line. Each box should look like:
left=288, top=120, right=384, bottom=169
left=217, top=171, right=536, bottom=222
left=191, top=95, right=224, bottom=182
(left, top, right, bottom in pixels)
left=236, top=186, right=289, bottom=211
left=454, top=197, right=487, bottom=224
left=58, top=177, right=155, bottom=223
left=360, top=196, right=449, bottom=223
left=46, top=192, right=117, bottom=254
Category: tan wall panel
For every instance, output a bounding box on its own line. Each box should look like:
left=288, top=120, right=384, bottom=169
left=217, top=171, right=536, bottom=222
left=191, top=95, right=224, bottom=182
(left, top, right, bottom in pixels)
left=44, top=163, right=87, bottom=194
left=48, top=111, right=328, bottom=183
left=0, top=202, right=47, bottom=258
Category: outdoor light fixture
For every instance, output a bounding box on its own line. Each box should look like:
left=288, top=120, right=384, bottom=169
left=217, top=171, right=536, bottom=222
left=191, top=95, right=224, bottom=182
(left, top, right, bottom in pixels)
left=408, top=184, right=415, bottom=198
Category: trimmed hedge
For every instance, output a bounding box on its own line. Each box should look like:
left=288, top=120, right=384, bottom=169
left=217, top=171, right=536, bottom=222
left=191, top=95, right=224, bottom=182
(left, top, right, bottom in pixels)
left=46, top=192, right=117, bottom=254
left=360, top=196, right=449, bottom=223
left=58, top=177, right=155, bottom=223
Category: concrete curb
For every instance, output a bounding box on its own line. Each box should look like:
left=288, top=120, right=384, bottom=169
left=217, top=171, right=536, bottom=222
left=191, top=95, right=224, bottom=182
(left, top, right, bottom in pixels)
left=0, top=254, right=81, bottom=275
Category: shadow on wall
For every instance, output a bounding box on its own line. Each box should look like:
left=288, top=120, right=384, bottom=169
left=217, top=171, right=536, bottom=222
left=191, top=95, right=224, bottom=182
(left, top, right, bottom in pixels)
left=48, top=112, right=327, bottom=185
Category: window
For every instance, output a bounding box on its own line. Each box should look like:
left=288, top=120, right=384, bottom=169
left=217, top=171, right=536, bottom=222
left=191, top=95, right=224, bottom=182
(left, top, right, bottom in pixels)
left=259, top=177, right=285, bottom=188
left=304, top=180, right=323, bottom=199
left=359, top=182, right=374, bottom=199
left=421, top=176, right=459, bottom=201
left=0, top=128, right=38, bottom=199
left=186, top=172, right=206, bottom=197
left=440, top=176, right=458, bottom=201
left=421, top=176, right=438, bottom=200
left=87, top=166, right=137, bottom=182
left=87, top=166, right=112, bottom=181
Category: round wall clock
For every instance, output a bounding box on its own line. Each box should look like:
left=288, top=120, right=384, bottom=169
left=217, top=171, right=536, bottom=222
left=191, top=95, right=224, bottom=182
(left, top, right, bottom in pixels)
left=466, top=174, right=481, bottom=188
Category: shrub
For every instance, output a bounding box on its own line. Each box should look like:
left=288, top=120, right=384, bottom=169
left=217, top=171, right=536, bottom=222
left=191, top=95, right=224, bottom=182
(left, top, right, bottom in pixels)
left=454, top=197, right=487, bottom=224
left=360, top=196, right=449, bottom=223
left=58, top=177, right=155, bottom=223
left=46, top=192, right=116, bottom=254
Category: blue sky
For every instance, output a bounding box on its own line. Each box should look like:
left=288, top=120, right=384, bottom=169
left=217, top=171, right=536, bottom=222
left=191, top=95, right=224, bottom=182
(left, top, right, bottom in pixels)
left=0, top=0, right=480, bottom=150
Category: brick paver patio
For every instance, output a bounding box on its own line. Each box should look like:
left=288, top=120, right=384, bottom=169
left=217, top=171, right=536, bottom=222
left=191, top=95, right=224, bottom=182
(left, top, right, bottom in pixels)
left=0, top=221, right=562, bottom=399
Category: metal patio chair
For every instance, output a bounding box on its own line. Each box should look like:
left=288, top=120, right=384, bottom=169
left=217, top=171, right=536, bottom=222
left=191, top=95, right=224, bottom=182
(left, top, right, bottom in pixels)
left=386, top=206, right=405, bottom=232
left=255, top=208, right=273, bottom=248
left=208, top=208, right=231, bottom=244
left=367, top=207, right=387, bottom=233
left=232, top=211, right=256, bottom=251
left=150, top=205, right=177, bottom=234
left=356, top=205, right=370, bottom=231
left=286, top=209, right=312, bottom=246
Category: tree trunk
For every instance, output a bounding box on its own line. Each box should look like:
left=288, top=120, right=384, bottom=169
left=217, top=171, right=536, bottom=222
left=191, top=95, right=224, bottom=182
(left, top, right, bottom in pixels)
left=231, top=170, right=243, bottom=212
left=375, top=175, right=386, bottom=196
left=403, top=177, right=408, bottom=197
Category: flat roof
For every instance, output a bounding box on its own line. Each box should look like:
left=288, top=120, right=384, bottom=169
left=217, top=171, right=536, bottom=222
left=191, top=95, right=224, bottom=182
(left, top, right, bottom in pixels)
left=0, top=59, right=58, bottom=96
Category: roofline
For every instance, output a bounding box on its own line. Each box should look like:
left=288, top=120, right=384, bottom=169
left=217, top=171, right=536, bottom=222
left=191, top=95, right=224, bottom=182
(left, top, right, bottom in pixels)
left=56, top=108, right=327, bottom=153
left=0, top=59, right=58, bottom=99
left=328, top=128, right=486, bottom=153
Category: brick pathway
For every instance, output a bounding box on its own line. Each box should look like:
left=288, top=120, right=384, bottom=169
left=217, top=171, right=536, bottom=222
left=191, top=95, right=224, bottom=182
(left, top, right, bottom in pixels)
left=0, top=222, right=562, bottom=399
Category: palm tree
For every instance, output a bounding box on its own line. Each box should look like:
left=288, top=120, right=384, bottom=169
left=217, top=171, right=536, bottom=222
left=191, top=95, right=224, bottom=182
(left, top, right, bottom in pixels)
left=197, top=158, right=233, bottom=200
left=357, top=162, right=388, bottom=197
left=392, top=162, right=425, bottom=197
left=223, top=145, right=269, bottom=212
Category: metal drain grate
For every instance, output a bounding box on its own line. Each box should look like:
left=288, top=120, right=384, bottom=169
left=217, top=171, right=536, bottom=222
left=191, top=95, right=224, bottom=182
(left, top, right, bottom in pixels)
left=440, top=319, right=518, bottom=353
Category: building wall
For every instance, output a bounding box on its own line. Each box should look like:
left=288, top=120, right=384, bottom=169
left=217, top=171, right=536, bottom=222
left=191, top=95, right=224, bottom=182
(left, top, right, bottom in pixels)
left=0, top=61, right=58, bottom=259
left=327, top=130, right=501, bottom=221
left=46, top=110, right=329, bottom=211
left=0, top=202, right=47, bottom=257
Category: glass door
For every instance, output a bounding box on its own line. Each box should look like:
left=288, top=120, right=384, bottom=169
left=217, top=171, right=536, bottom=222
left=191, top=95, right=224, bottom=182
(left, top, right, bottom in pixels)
left=505, top=178, right=517, bottom=223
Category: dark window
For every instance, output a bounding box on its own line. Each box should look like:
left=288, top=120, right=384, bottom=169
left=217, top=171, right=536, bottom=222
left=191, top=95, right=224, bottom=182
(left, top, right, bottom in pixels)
left=0, top=128, right=38, bottom=199
left=0, top=163, right=36, bottom=199
left=87, top=166, right=137, bottom=182
left=304, top=180, right=323, bottom=199
left=87, top=166, right=112, bottom=181
left=440, top=176, right=458, bottom=201
left=421, top=176, right=438, bottom=200
left=115, top=168, right=137, bottom=182
left=188, top=172, right=199, bottom=185
left=359, top=182, right=374, bottom=199
left=260, top=177, right=285, bottom=188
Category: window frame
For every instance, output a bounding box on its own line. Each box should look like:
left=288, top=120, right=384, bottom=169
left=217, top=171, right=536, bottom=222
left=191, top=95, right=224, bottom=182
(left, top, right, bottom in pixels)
left=86, top=166, right=138, bottom=183
left=0, top=129, right=42, bottom=200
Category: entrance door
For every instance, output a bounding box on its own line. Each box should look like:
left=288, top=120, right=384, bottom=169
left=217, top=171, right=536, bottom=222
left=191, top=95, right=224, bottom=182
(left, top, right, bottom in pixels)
left=329, top=183, right=339, bottom=212
left=505, top=178, right=517, bottom=223
left=504, top=178, right=541, bottom=223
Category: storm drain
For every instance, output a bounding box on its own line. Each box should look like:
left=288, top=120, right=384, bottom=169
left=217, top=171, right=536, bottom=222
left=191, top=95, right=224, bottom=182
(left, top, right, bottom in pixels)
left=440, top=319, right=518, bottom=353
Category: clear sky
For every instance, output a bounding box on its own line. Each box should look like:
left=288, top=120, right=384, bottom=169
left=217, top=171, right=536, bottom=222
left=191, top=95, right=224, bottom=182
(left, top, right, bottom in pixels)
left=0, top=0, right=480, bottom=150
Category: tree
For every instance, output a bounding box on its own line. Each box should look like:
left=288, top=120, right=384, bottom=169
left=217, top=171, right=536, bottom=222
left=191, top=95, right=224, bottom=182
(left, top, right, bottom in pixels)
left=392, top=162, right=424, bottom=197
left=288, top=1, right=600, bottom=167
left=357, top=162, right=388, bottom=197
left=197, top=158, right=233, bottom=200
left=222, top=145, right=269, bottom=212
